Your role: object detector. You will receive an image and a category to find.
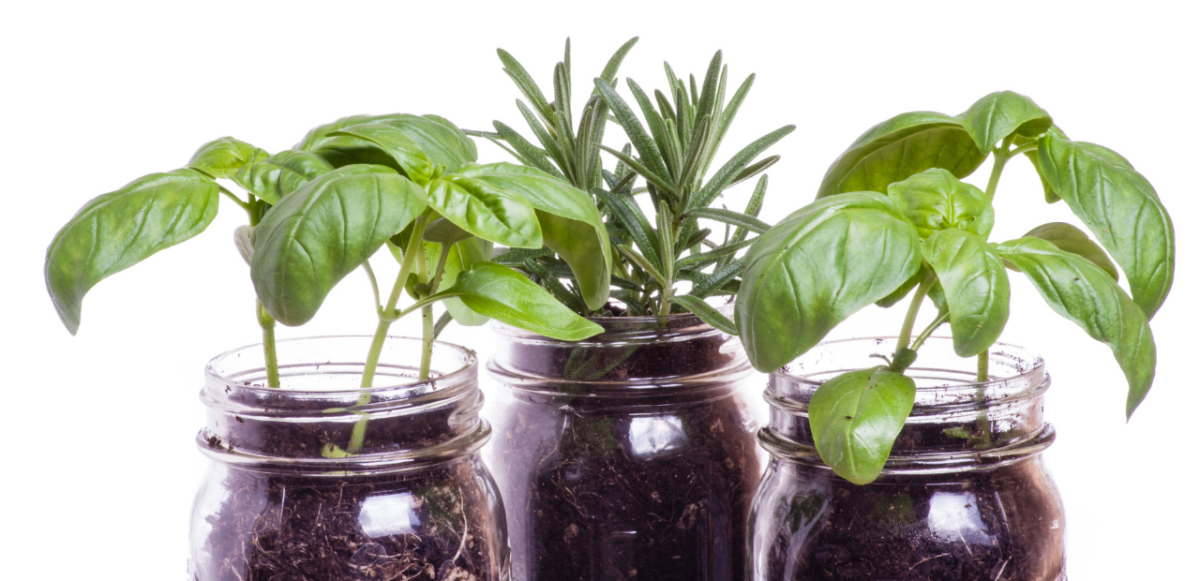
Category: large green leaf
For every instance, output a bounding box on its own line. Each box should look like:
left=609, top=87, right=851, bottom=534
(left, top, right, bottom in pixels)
left=1037, top=135, right=1174, bottom=318
left=997, top=237, right=1156, bottom=417
left=325, top=123, right=434, bottom=184
left=382, top=114, right=477, bottom=172
left=188, top=137, right=267, bottom=179
left=817, top=112, right=988, bottom=198
left=736, top=192, right=923, bottom=372
left=251, top=166, right=426, bottom=326
left=426, top=171, right=542, bottom=250
left=453, top=162, right=611, bottom=309
left=958, top=91, right=1052, bottom=154
left=809, top=367, right=916, bottom=485
left=922, top=229, right=1010, bottom=356
left=46, top=169, right=219, bottom=334
left=1025, top=222, right=1119, bottom=281
left=424, top=262, right=603, bottom=341
left=887, top=168, right=994, bottom=239
left=233, top=150, right=334, bottom=205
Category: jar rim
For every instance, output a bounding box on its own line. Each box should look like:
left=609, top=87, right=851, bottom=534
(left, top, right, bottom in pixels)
left=204, top=334, right=478, bottom=396
left=773, top=336, right=1045, bottom=391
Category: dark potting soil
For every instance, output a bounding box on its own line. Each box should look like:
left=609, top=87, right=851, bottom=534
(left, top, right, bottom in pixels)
left=196, top=414, right=505, bottom=580
left=759, top=458, right=1065, bottom=581
left=490, top=330, right=760, bottom=581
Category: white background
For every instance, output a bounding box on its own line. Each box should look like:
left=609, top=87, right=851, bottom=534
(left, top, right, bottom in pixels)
left=3, top=1, right=1196, bottom=578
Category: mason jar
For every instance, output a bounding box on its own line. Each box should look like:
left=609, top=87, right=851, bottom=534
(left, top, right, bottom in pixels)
left=486, top=312, right=761, bottom=581
left=750, top=337, right=1065, bottom=581
left=190, top=336, right=510, bottom=581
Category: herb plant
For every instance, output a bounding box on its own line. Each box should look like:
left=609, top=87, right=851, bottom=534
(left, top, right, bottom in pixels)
left=45, top=113, right=607, bottom=453
left=480, top=40, right=794, bottom=323
left=735, top=91, right=1174, bottom=484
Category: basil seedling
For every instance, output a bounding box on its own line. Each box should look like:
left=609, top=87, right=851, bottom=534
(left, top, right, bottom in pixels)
left=46, top=113, right=607, bottom=455
left=479, top=40, right=794, bottom=324
left=737, top=91, right=1173, bottom=484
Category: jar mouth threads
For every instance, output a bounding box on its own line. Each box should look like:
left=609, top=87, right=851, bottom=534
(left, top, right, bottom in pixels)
left=764, top=337, right=1053, bottom=466
left=198, top=336, right=486, bottom=473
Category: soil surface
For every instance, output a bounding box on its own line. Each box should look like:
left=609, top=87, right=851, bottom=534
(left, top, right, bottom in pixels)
left=756, top=458, right=1065, bottom=581
left=489, top=330, right=760, bottom=581
left=194, top=419, right=506, bottom=580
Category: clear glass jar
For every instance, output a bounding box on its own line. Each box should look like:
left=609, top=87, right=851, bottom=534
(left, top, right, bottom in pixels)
left=486, top=312, right=761, bottom=581
left=190, top=336, right=510, bottom=581
left=749, top=337, right=1065, bottom=581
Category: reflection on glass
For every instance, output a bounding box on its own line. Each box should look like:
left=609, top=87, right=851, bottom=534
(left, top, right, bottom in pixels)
left=358, top=492, right=417, bottom=538
left=629, top=415, right=687, bottom=457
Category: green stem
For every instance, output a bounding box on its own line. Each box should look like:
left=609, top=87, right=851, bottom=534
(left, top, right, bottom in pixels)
left=257, top=301, right=280, bottom=388
left=909, top=310, right=950, bottom=353
left=984, top=150, right=1011, bottom=202
left=897, top=273, right=936, bottom=351
left=349, top=213, right=432, bottom=455
left=362, top=261, right=381, bottom=311
left=975, top=349, right=994, bottom=447
left=218, top=185, right=252, bottom=212
left=976, top=350, right=990, bottom=383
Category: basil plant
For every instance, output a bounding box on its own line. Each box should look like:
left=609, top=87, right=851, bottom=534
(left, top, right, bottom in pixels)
left=736, top=91, right=1174, bottom=485
left=475, top=39, right=794, bottom=327
left=46, top=114, right=606, bottom=451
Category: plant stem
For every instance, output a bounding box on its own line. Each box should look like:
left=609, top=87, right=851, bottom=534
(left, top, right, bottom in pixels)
left=975, top=349, right=994, bottom=447
left=909, top=310, right=950, bottom=353
left=896, top=273, right=936, bottom=351
left=984, top=152, right=1010, bottom=202
left=362, top=261, right=381, bottom=311
left=349, top=213, right=432, bottom=454
left=218, top=185, right=251, bottom=212
left=976, top=350, right=990, bottom=382
left=257, top=301, right=280, bottom=388
left=360, top=213, right=431, bottom=389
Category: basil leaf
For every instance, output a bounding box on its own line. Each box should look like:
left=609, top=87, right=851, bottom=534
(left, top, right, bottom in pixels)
left=45, top=169, right=219, bottom=334
left=887, top=168, right=994, bottom=239
left=426, top=262, right=603, bottom=341
left=1025, top=222, right=1119, bottom=281
left=325, top=123, right=434, bottom=184
left=452, top=162, right=611, bottom=310
left=817, top=112, right=987, bottom=198
left=958, top=91, right=1052, bottom=153
left=997, top=237, right=1156, bottom=417
left=736, top=192, right=923, bottom=372
left=428, top=237, right=492, bottom=326
left=426, top=171, right=543, bottom=250
left=809, top=367, right=916, bottom=485
left=1037, top=135, right=1174, bottom=318
left=923, top=229, right=1010, bottom=356
left=382, top=114, right=477, bottom=173
left=188, top=137, right=268, bottom=179
left=252, top=166, right=427, bottom=326
left=233, top=150, right=334, bottom=205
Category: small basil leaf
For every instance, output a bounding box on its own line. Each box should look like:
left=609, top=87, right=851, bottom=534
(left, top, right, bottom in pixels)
left=1037, top=135, right=1174, bottom=318
left=817, top=112, right=987, bottom=198
left=887, top=168, right=994, bottom=239
left=252, top=167, right=427, bottom=326
left=736, top=192, right=923, bottom=372
left=997, top=237, right=1156, bottom=418
left=234, top=225, right=254, bottom=265
left=1025, top=222, right=1119, bottom=281
left=295, top=114, right=377, bottom=150
left=452, top=162, right=611, bottom=310
left=45, top=169, right=219, bottom=334
left=426, top=172, right=542, bottom=249
left=428, top=237, right=493, bottom=327
left=428, top=262, right=603, bottom=341
left=188, top=137, right=268, bottom=179
left=809, top=367, right=917, bottom=485
left=423, top=218, right=473, bottom=246
left=922, top=229, right=1010, bottom=357
left=1014, top=126, right=1067, bottom=203
left=234, top=150, right=335, bottom=205
left=959, top=91, right=1052, bottom=153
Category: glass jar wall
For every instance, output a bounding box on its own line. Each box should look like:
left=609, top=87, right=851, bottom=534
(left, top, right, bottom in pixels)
left=749, top=337, right=1065, bottom=581
left=487, top=313, right=761, bottom=581
left=190, top=336, right=510, bottom=581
